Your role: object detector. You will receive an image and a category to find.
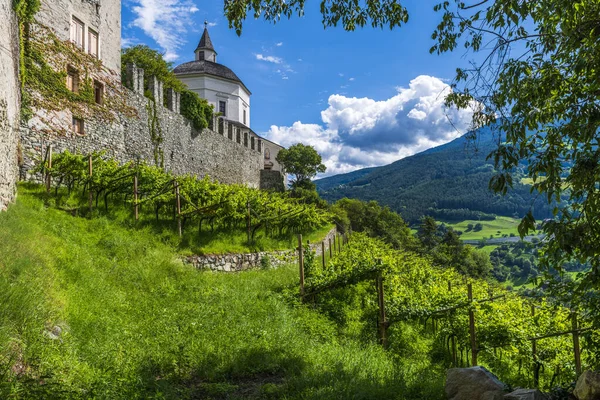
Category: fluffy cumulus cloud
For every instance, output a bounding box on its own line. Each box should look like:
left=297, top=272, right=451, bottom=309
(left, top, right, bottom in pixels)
left=129, top=0, right=199, bottom=61
left=263, top=75, right=476, bottom=176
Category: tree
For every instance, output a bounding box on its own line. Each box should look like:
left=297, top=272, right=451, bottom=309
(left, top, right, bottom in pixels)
left=276, top=143, right=326, bottom=189
left=225, top=0, right=600, bottom=340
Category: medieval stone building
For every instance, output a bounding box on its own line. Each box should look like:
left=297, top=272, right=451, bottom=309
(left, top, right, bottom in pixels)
left=9, top=0, right=285, bottom=202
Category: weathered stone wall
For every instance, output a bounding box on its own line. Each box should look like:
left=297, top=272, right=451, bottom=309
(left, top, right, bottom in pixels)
left=184, top=227, right=338, bottom=272
left=20, top=78, right=264, bottom=187
left=260, top=170, right=284, bottom=191
left=0, top=0, right=20, bottom=210
left=36, top=0, right=121, bottom=76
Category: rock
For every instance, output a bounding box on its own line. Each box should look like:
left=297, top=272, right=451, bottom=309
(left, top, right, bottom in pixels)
left=574, top=371, right=600, bottom=400
left=504, top=389, right=548, bottom=400
left=445, top=366, right=506, bottom=400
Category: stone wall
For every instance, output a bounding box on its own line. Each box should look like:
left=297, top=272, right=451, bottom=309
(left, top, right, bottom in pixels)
left=0, top=0, right=20, bottom=210
left=184, top=227, right=338, bottom=272
left=260, top=170, right=284, bottom=191
left=36, top=0, right=121, bottom=76
left=20, top=72, right=265, bottom=188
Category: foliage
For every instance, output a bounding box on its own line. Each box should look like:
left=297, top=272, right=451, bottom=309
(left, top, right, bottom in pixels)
left=223, top=0, right=409, bottom=35
left=0, top=188, right=430, bottom=399
left=334, top=198, right=417, bottom=250
left=121, top=45, right=185, bottom=95
left=180, top=89, right=213, bottom=130
left=416, top=217, right=491, bottom=279
left=305, top=233, right=599, bottom=390
left=276, top=143, right=326, bottom=190
left=37, top=151, right=331, bottom=250
left=424, top=0, right=600, bottom=351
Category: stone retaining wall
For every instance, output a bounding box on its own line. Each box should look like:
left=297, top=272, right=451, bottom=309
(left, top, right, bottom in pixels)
left=184, top=227, right=338, bottom=272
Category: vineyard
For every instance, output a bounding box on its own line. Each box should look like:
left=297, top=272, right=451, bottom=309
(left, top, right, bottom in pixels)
left=37, top=149, right=331, bottom=252
left=300, top=233, right=600, bottom=391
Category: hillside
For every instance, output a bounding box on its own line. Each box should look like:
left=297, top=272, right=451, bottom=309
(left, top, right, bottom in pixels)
left=316, top=125, right=555, bottom=224
left=0, top=186, right=444, bottom=399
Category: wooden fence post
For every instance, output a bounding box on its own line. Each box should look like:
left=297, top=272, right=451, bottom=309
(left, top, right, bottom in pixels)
left=45, top=145, right=53, bottom=192
left=337, top=234, right=341, bottom=253
left=532, top=304, right=539, bottom=388
left=298, top=234, right=305, bottom=299
left=468, top=283, right=478, bottom=366
left=376, top=270, right=387, bottom=348
left=246, top=201, right=251, bottom=243
left=321, top=240, right=326, bottom=269
left=175, top=181, right=182, bottom=237
left=88, top=155, right=93, bottom=213
left=134, top=174, right=139, bottom=220
left=329, top=237, right=333, bottom=259
left=572, top=312, right=582, bottom=376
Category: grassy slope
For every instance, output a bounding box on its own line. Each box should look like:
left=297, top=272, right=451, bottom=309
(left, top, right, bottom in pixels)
left=446, top=216, right=520, bottom=241
left=0, top=187, right=444, bottom=399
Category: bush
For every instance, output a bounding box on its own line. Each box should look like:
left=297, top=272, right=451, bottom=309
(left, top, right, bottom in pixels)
left=181, top=90, right=213, bottom=130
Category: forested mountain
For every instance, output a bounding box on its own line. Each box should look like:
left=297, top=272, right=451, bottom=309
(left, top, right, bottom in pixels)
left=316, top=125, right=556, bottom=224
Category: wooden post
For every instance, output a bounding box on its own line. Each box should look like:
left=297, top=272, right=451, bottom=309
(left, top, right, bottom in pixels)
left=134, top=174, right=139, bottom=220
left=377, top=271, right=387, bottom=348
left=298, top=234, right=305, bottom=299
left=532, top=304, right=539, bottom=388
left=88, top=155, right=93, bottom=213
left=337, top=234, right=341, bottom=253
left=45, top=145, right=53, bottom=192
left=247, top=201, right=251, bottom=243
left=329, top=237, right=333, bottom=259
left=468, top=283, right=477, bottom=366
left=321, top=241, right=326, bottom=268
left=572, top=312, right=582, bottom=376
left=175, top=181, right=182, bottom=237
left=451, top=336, right=457, bottom=366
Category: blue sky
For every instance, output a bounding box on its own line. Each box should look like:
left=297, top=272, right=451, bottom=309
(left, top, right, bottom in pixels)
left=122, top=0, right=479, bottom=176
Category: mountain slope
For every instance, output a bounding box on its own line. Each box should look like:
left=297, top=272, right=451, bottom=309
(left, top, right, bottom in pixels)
left=316, top=126, right=553, bottom=224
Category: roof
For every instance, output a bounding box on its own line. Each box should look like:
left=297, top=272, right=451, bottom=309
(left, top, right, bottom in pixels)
left=196, top=27, right=215, bottom=52
left=173, top=60, right=251, bottom=94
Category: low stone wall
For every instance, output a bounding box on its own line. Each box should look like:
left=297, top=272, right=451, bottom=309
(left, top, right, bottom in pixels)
left=184, top=227, right=338, bottom=272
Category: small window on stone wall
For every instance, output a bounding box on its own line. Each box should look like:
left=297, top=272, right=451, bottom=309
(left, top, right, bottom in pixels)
left=218, top=118, right=224, bottom=134
left=72, top=117, right=84, bottom=135
left=228, top=123, right=233, bottom=140
left=244, top=132, right=248, bottom=147
left=236, top=128, right=241, bottom=144
left=66, top=66, right=79, bottom=93
left=251, top=136, right=255, bottom=150
left=258, top=139, right=262, bottom=153
left=94, top=80, right=104, bottom=104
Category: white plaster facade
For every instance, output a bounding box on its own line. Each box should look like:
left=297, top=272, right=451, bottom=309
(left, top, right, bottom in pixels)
left=178, top=74, right=251, bottom=128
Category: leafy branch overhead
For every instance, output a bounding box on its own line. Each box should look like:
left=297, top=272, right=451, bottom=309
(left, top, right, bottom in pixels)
left=224, top=0, right=409, bottom=34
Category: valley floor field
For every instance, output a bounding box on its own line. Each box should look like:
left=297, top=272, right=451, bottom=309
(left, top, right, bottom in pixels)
left=445, top=216, right=521, bottom=240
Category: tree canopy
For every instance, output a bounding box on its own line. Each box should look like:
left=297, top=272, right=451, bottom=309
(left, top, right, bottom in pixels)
left=276, top=143, right=326, bottom=189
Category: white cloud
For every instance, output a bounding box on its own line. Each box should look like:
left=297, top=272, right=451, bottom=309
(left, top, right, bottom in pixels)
left=129, top=0, right=199, bottom=61
left=255, top=54, right=283, bottom=64
left=207, top=21, right=218, bottom=27
left=262, top=75, right=477, bottom=177
left=339, top=73, right=344, bottom=77
left=298, top=58, right=303, bottom=62
left=276, top=42, right=283, bottom=47
left=349, top=77, right=355, bottom=81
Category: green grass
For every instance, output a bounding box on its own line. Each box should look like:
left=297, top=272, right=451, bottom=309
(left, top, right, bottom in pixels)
left=0, top=186, right=445, bottom=399
left=446, top=216, right=521, bottom=241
